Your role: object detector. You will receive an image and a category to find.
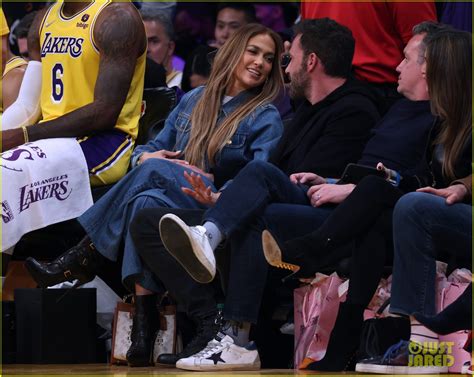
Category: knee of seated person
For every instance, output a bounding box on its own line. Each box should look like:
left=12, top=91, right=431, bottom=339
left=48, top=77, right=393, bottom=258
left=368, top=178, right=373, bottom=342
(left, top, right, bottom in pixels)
left=358, top=174, right=388, bottom=189
left=393, top=192, right=436, bottom=223
left=244, top=159, right=274, bottom=176
left=130, top=209, right=155, bottom=238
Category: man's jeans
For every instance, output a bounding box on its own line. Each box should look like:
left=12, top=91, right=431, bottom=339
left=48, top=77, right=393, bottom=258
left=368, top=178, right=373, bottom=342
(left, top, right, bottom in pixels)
left=224, top=203, right=333, bottom=323
left=204, top=160, right=310, bottom=235
left=390, top=192, right=472, bottom=316
left=201, top=160, right=337, bottom=323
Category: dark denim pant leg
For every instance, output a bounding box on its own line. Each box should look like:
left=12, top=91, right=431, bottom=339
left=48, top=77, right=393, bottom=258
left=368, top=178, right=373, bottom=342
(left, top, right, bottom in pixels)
left=390, top=192, right=472, bottom=316
left=204, top=160, right=308, bottom=237
left=131, top=208, right=217, bottom=318
left=224, top=204, right=332, bottom=324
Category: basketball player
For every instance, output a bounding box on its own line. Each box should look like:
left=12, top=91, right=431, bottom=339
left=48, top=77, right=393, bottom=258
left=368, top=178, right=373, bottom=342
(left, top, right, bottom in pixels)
left=1, top=1, right=146, bottom=186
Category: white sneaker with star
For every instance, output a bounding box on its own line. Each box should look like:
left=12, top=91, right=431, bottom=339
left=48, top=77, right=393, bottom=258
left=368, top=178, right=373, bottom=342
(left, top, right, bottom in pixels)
left=159, top=214, right=216, bottom=283
left=176, top=333, right=261, bottom=371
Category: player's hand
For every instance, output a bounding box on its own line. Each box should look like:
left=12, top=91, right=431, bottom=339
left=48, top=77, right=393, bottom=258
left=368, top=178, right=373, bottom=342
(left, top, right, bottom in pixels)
left=1, top=129, right=25, bottom=152
left=139, top=149, right=184, bottom=164
left=417, top=185, right=468, bottom=205
left=290, top=172, right=326, bottom=186
left=182, top=171, right=220, bottom=206
left=307, top=183, right=356, bottom=207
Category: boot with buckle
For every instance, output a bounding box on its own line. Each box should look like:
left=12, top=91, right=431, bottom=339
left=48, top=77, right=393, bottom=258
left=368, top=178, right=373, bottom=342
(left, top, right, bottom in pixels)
left=25, top=236, right=101, bottom=288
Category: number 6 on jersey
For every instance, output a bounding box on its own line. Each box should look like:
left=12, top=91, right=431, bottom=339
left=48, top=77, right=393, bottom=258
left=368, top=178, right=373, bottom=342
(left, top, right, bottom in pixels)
left=52, top=63, right=64, bottom=102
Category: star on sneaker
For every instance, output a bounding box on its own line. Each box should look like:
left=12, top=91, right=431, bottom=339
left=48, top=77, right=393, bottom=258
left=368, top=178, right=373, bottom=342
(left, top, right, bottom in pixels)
left=176, top=333, right=261, bottom=371
left=159, top=214, right=216, bottom=283
left=355, top=340, right=449, bottom=374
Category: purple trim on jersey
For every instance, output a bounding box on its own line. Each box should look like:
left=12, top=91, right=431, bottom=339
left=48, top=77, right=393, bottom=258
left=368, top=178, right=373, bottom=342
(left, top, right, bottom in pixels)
left=78, top=130, right=132, bottom=173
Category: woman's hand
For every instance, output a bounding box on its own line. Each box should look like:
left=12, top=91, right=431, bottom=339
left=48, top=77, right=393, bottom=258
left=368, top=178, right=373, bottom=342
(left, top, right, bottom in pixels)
left=182, top=171, right=220, bottom=206
left=138, top=149, right=183, bottom=164
left=307, top=183, right=356, bottom=207
left=417, top=185, right=468, bottom=205
left=290, top=172, right=326, bottom=186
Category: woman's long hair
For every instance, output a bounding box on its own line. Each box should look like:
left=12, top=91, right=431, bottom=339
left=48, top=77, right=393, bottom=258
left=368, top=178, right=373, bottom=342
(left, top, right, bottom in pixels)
left=184, top=23, right=284, bottom=169
left=426, top=30, right=472, bottom=181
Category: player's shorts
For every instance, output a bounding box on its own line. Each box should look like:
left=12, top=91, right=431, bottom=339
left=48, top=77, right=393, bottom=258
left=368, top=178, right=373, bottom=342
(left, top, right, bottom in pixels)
left=77, top=130, right=134, bottom=187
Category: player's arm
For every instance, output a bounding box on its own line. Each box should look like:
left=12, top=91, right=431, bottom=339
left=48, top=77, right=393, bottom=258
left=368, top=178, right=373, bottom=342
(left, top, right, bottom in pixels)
left=1, top=4, right=146, bottom=151
left=3, top=66, right=27, bottom=110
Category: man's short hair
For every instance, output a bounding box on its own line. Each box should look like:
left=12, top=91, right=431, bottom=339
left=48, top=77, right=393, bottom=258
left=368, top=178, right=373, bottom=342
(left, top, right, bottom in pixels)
left=412, top=21, right=452, bottom=64
left=13, top=11, right=37, bottom=39
left=216, top=3, right=257, bottom=24
left=293, top=18, right=355, bottom=79
left=140, top=10, right=175, bottom=41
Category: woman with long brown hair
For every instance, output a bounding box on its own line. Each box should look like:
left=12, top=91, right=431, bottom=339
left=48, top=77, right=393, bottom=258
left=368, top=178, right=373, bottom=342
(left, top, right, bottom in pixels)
left=26, top=23, right=284, bottom=367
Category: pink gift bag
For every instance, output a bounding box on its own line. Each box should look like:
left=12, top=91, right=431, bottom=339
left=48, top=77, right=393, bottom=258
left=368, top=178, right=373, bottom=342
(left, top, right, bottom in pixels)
left=293, top=272, right=346, bottom=369
left=435, top=268, right=472, bottom=373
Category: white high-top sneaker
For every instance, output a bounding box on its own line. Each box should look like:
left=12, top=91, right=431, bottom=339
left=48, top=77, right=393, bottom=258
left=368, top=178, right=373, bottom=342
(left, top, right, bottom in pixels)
left=159, top=214, right=216, bottom=283
left=176, top=333, right=261, bottom=371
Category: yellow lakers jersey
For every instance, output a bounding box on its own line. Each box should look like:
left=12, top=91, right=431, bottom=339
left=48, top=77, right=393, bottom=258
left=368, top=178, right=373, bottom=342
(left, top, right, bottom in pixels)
left=3, top=56, right=27, bottom=77
left=1, top=56, right=28, bottom=112
left=39, top=0, right=145, bottom=140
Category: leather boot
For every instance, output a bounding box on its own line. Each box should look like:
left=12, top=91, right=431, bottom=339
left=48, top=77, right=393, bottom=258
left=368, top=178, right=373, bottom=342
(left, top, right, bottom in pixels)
left=157, top=310, right=220, bottom=365
left=126, top=294, right=159, bottom=367
left=25, top=236, right=101, bottom=288
left=307, top=302, right=365, bottom=371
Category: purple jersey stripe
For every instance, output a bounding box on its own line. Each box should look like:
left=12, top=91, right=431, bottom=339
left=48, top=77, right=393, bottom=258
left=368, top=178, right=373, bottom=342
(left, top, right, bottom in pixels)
left=78, top=130, right=131, bottom=172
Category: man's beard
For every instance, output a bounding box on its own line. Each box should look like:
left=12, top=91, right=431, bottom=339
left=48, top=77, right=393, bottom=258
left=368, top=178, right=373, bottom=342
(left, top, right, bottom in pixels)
left=288, top=69, right=309, bottom=100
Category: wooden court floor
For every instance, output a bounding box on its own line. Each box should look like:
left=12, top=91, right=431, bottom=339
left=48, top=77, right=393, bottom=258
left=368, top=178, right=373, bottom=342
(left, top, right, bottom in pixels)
left=1, top=364, right=354, bottom=376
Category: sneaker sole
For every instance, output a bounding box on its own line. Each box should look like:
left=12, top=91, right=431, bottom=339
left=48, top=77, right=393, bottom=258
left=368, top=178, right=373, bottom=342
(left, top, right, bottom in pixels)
left=177, top=361, right=261, bottom=371
left=355, top=363, right=449, bottom=374
left=262, top=230, right=299, bottom=272
left=159, top=214, right=214, bottom=284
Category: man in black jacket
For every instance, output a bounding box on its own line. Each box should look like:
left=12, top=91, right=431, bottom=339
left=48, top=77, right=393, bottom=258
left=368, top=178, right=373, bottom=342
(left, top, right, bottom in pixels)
left=153, top=18, right=382, bottom=371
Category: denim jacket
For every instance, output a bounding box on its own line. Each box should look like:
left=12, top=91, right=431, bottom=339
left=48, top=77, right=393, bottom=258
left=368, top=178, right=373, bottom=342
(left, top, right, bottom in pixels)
left=132, top=86, right=283, bottom=188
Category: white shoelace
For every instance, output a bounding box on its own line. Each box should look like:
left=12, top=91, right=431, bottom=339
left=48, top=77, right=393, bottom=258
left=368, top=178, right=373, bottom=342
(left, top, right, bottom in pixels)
left=194, top=335, right=229, bottom=357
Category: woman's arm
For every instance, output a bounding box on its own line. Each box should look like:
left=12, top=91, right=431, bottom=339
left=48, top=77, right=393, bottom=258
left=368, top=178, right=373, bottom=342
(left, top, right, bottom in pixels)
left=247, top=105, right=283, bottom=161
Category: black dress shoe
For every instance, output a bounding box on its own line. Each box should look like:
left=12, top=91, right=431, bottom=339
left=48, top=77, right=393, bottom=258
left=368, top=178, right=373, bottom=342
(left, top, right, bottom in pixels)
left=25, top=236, right=100, bottom=288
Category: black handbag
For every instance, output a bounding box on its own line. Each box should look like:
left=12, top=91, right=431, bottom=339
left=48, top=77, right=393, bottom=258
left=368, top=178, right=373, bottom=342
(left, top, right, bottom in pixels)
left=357, top=299, right=411, bottom=361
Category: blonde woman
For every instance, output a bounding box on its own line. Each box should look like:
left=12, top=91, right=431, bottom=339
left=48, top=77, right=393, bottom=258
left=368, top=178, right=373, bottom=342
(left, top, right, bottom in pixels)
left=26, top=24, right=284, bottom=366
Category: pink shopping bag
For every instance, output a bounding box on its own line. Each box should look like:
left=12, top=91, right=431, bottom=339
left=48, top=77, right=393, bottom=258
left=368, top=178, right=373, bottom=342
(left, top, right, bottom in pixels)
left=293, top=272, right=346, bottom=369
left=438, top=280, right=471, bottom=373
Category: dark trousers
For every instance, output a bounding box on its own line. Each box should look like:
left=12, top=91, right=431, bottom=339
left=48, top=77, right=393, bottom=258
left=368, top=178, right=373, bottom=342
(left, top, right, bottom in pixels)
left=204, top=160, right=309, bottom=236
left=304, top=175, right=403, bottom=306
left=130, top=208, right=217, bottom=319
left=225, top=203, right=333, bottom=323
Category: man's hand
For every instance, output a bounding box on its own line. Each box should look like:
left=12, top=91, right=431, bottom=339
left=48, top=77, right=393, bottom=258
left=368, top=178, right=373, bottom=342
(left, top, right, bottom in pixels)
left=1, top=129, right=25, bottom=152
left=290, top=172, right=326, bottom=186
left=182, top=171, right=220, bottom=206
left=307, top=183, right=356, bottom=207
left=417, top=185, right=468, bottom=205
left=139, top=149, right=183, bottom=164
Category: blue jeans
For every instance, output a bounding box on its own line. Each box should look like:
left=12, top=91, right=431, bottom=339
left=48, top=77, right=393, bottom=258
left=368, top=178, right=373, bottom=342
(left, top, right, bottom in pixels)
left=79, top=158, right=210, bottom=290
left=390, top=192, right=472, bottom=316
left=204, top=160, right=310, bottom=235
left=224, top=204, right=333, bottom=323
left=201, top=160, right=335, bottom=323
